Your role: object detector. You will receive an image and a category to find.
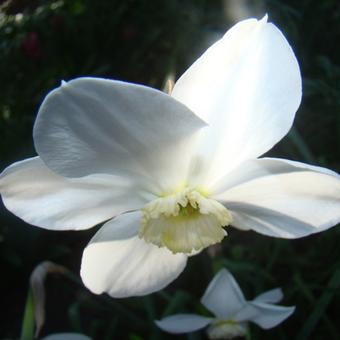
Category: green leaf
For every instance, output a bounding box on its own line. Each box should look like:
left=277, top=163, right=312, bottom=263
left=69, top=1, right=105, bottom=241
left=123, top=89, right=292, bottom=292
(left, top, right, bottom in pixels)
left=288, top=127, right=316, bottom=163
left=20, top=289, right=34, bottom=340
left=296, top=269, right=340, bottom=340
left=162, top=290, right=192, bottom=316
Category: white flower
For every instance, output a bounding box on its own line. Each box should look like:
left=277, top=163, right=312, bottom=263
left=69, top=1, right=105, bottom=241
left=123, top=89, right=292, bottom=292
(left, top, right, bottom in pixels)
left=156, top=268, right=295, bottom=339
left=1, top=16, right=339, bottom=298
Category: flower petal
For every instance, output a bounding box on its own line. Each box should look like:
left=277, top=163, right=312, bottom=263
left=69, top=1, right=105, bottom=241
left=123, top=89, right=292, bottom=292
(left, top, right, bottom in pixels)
left=41, top=334, right=91, bottom=340
left=254, top=288, right=283, bottom=304
left=235, top=301, right=295, bottom=329
left=0, top=157, right=149, bottom=230
left=155, top=314, right=213, bottom=334
left=80, top=211, right=187, bottom=298
left=200, top=269, right=246, bottom=319
left=213, top=158, right=340, bottom=238
left=34, top=77, right=206, bottom=193
left=172, top=17, right=301, bottom=187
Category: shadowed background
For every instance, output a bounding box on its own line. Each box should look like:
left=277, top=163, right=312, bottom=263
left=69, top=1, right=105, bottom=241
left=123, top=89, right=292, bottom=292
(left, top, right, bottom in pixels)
left=0, top=0, right=340, bottom=339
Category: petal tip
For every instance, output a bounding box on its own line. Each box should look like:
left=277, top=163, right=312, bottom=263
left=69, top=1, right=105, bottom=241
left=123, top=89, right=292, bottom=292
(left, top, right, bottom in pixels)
left=260, top=13, right=268, bottom=23
left=154, top=320, right=162, bottom=328
left=288, top=305, right=296, bottom=314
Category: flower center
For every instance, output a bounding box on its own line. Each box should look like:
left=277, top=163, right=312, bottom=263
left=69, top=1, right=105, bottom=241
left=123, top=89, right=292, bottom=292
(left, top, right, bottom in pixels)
left=139, top=187, right=232, bottom=254
left=207, top=320, right=248, bottom=339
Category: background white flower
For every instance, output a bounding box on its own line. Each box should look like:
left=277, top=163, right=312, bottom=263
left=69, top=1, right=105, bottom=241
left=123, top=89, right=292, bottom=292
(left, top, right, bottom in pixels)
left=0, top=16, right=339, bottom=297
left=156, top=268, right=295, bottom=339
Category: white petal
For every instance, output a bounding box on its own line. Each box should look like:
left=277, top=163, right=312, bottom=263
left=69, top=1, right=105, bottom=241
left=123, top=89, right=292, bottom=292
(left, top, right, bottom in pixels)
left=213, top=158, right=340, bottom=238
left=0, top=157, right=149, bottom=230
left=80, top=211, right=187, bottom=298
left=266, top=158, right=339, bottom=177
left=41, top=334, right=91, bottom=340
left=172, top=17, right=301, bottom=187
left=200, top=269, right=246, bottom=319
left=235, top=301, right=295, bottom=329
left=210, top=157, right=339, bottom=195
left=34, top=77, right=206, bottom=193
left=155, top=314, right=213, bottom=334
left=254, top=288, right=283, bottom=304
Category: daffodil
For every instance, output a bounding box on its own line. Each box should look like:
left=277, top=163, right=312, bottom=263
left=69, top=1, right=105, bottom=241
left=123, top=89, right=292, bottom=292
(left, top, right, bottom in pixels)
left=156, top=268, right=295, bottom=339
left=1, top=16, right=340, bottom=298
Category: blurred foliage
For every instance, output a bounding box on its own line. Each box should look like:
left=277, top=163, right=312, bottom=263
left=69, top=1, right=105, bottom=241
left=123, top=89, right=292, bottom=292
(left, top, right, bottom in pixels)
left=0, top=0, right=340, bottom=339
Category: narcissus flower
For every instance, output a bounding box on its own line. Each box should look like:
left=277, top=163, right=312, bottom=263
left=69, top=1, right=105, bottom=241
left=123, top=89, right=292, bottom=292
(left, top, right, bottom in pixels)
left=156, top=269, right=295, bottom=339
left=1, top=16, right=340, bottom=297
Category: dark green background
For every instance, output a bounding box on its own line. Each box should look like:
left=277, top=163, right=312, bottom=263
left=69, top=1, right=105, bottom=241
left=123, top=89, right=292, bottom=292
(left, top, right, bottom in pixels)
left=1, top=0, right=340, bottom=339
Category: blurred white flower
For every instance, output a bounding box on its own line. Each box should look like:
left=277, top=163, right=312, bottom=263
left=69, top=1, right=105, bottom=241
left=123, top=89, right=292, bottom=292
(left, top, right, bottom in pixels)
left=156, top=269, right=295, bottom=339
left=1, top=16, right=340, bottom=297
left=30, top=261, right=68, bottom=337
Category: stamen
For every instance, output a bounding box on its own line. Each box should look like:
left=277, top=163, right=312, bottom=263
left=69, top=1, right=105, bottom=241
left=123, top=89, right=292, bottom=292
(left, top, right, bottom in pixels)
left=139, top=188, right=232, bottom=254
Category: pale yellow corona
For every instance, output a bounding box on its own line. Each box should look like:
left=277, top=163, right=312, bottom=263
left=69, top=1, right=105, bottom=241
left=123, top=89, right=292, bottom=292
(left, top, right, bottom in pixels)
left=207, top=320, right=248, bottom=339
left=139, top=188, right=232, bottom=254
